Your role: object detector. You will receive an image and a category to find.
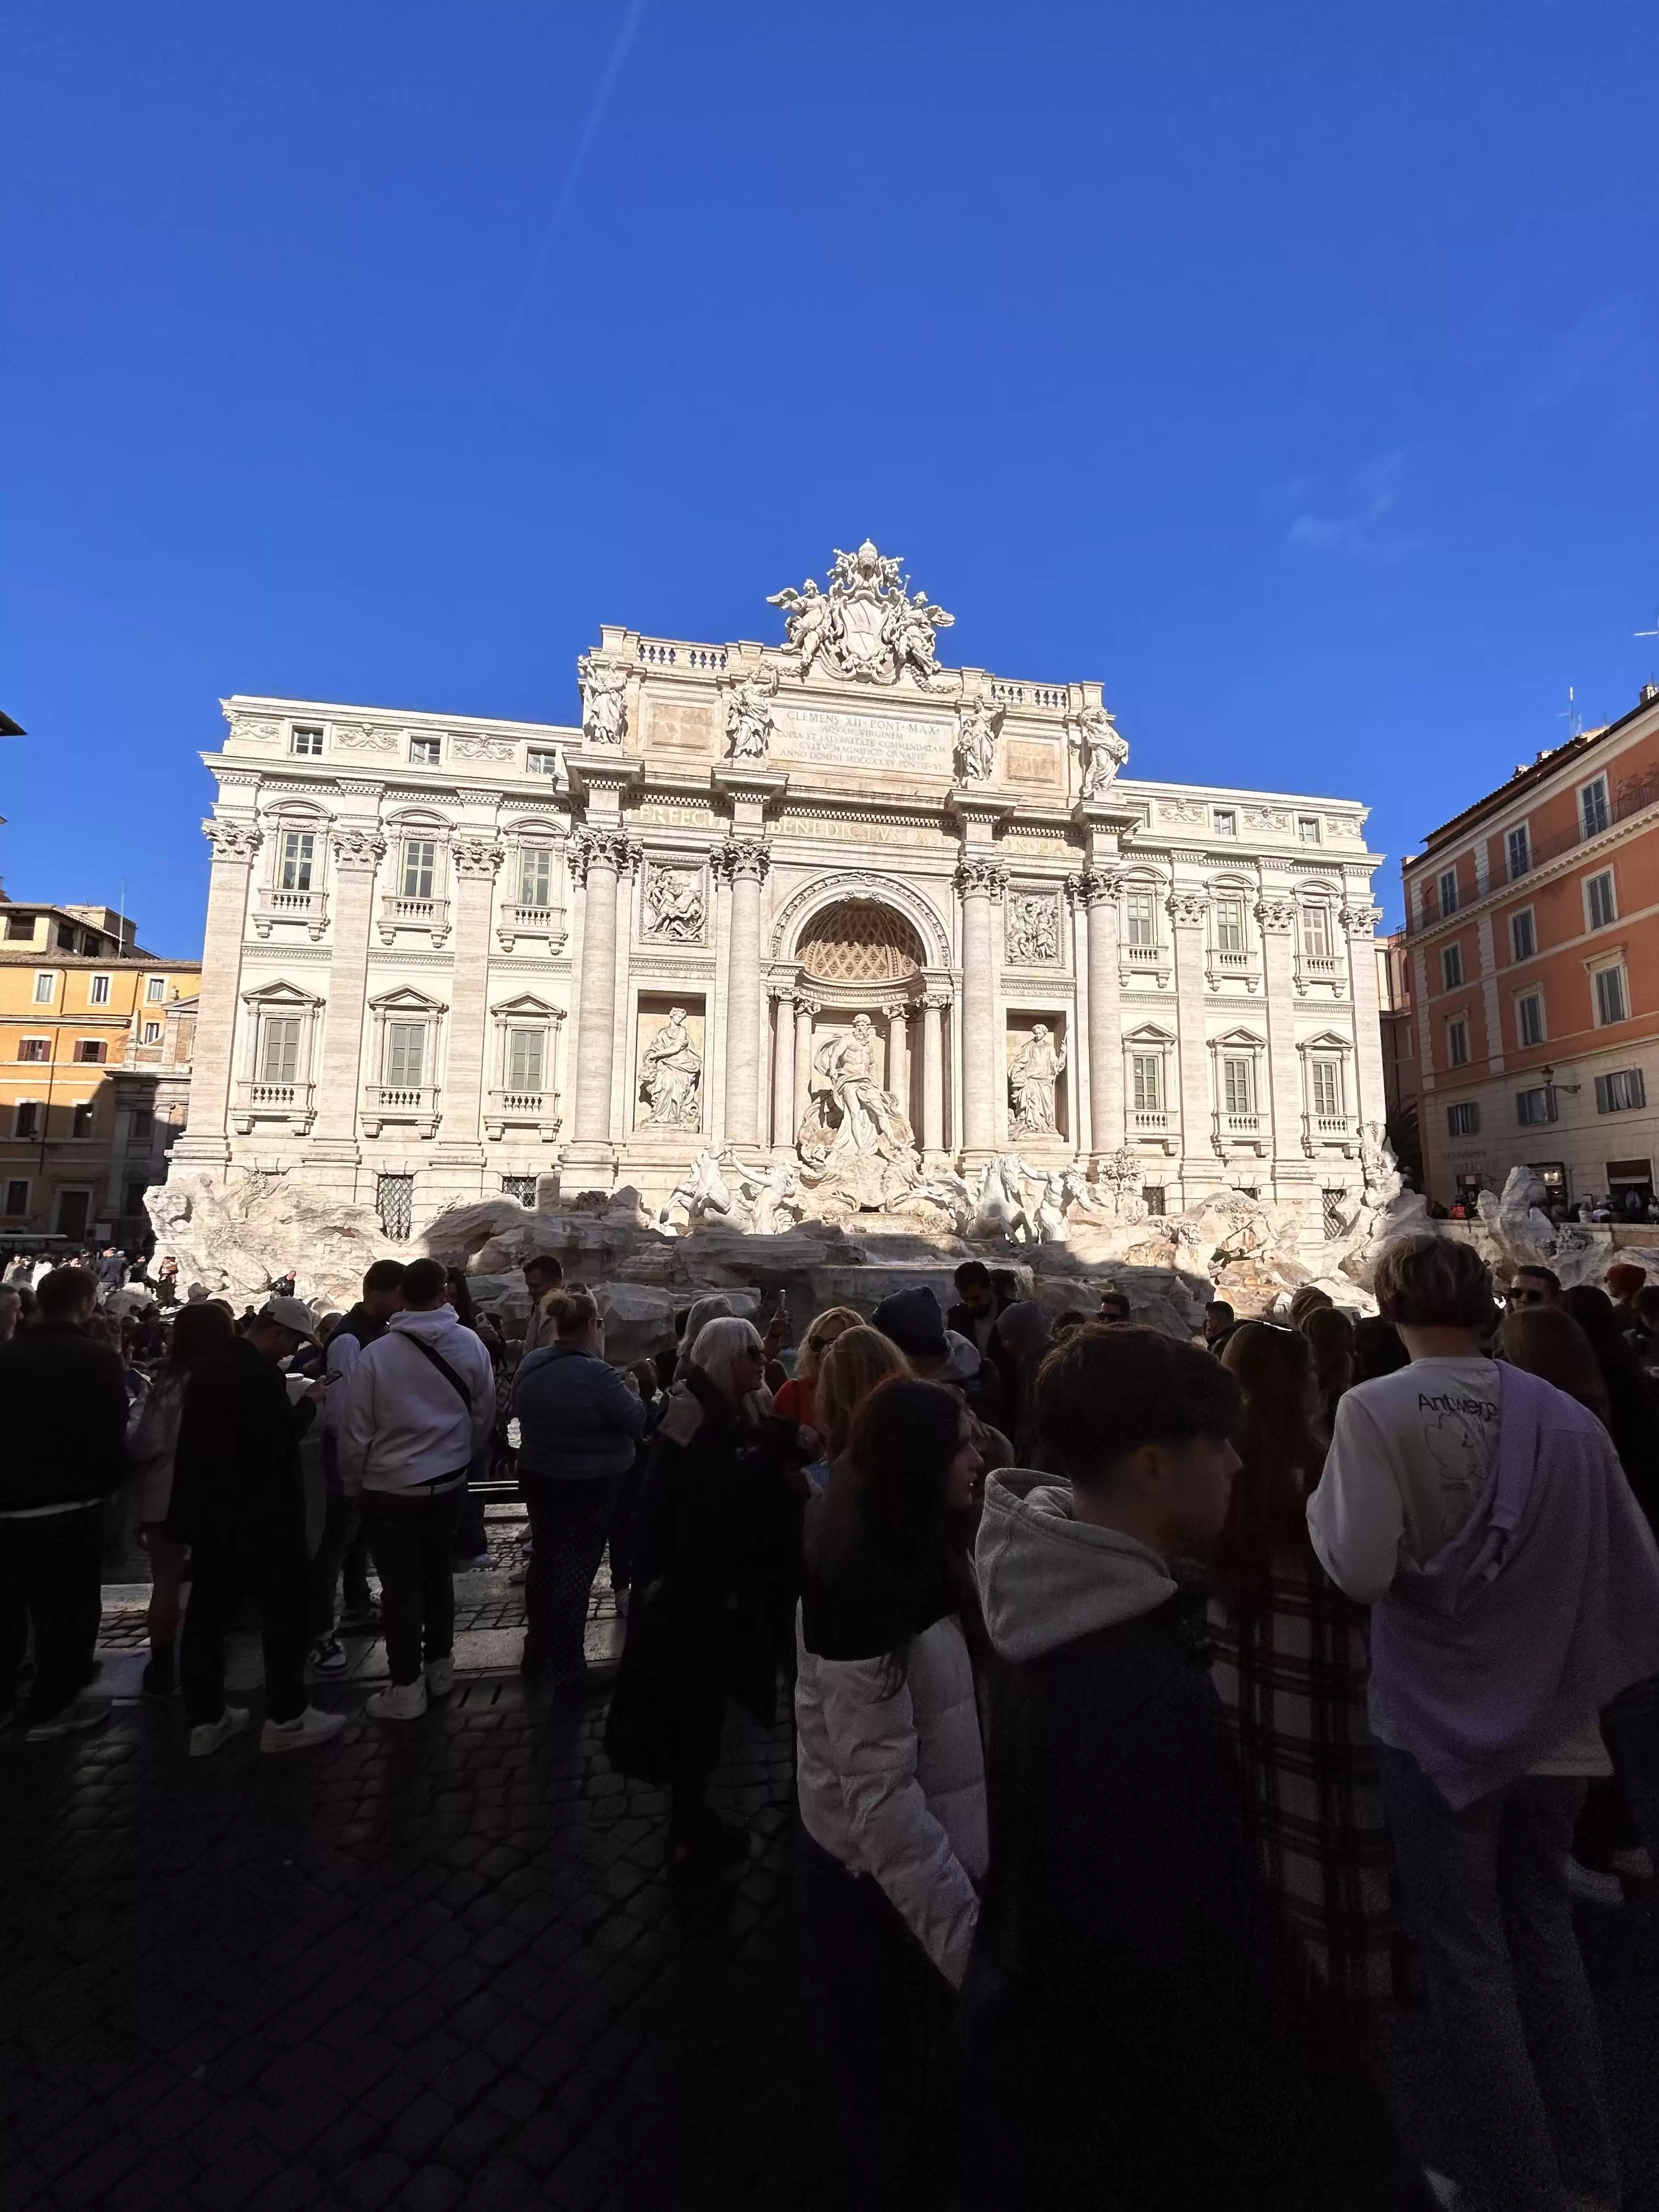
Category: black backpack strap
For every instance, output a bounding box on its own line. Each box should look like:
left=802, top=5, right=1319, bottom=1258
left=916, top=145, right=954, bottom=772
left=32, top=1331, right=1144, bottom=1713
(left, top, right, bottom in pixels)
left=396, top=1331, right=476, bottom=1414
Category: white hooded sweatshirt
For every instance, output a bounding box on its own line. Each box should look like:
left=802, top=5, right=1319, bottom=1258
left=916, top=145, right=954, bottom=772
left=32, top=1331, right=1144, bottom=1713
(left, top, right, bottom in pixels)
left=337, top=1306, right=494, bottom=1498
left=974, top=1470, right=1178, bottom=1661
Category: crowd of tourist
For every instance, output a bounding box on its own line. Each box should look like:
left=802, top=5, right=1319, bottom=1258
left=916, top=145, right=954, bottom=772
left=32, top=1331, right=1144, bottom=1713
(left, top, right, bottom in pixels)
left=5, top=1229, right=1659, bottom=2209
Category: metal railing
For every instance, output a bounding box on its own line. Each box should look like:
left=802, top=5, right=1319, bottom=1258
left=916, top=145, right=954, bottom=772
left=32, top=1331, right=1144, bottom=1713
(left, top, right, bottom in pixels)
left=1410, top=768, right=1659, bottom=934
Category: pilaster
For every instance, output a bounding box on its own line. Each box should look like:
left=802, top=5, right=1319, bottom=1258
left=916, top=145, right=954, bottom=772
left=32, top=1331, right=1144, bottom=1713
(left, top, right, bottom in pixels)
left=172, top=817, right=261, bottom=1169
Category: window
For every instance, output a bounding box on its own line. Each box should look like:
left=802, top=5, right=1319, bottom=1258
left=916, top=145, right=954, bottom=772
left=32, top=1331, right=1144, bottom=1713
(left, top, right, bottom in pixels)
left=259, top=1017, right=301, bottom=1086
left=16, top=1038, right=48, bottom=1063
left=519, top=848, right=552, bottom=907
left=3, top=1180, right=27, bottom=1215
left=400, top=840, right=436, bottom=899
left=1516, top=1086, right=1557, bottom=1126
left=142, top=1021, right=161, bottom=1045
left=88, top=974, right=110, bottom=1006
left=376, top=1174, right=414, bottom=1242
left=1516, top=992, right=1545, bottom=1047
left=33, top=973, right=54, bottom=1004
left=1141, top=1186, right=1166, bottom=1217
left=279, top=831, right=315, bottom=891
left=14, top=1103, right=38, bottom=1138
left=6, top=913, right=35, bottom=940
left=501, top=1175, right=538, bottom=1206
left=1214, top=896, right=1245, bottom=953
left=291, top=725, right=324, bottom=757
left=1212, top=808, right=1238, bottom=838
left=506, top=1029, right=546, bottom=1092
left=527, top=749, right=559, bottom=779
left=1447, top=1019, right=1470, bottom=1068
left=1595, top=966, right=1629, bottom=1026
left=1596, top=1069, right=1647, bottom=1115
left=1301, top=905, right=1332, bottom=959
left=1125, top=890, right=1157, bottom=947
left=71, top=1102, right=94, bottom=1138
left=1510, top=909, right=1536, bottom=962
left=1581, top=776, right=1610, bottom=837
left=57, top=922, right=76, bottom=950
left=410, top=736, right=442, bottom=768
left=1131, top=1053, right=1163, bottom=1111
left=1586, top=870, right=1617, bottom=929
left=1297, top=816, right=1321, bottom=845
left=75, top=1040, right=106, bottom=1064
left=385, top=1022, right=426, bottom=1088
left=130, top=1106, right=153, bottom=1144
left=1506, top=823, right=1531, bottom=879
left=1310, top=1060, right=1342, bottom=1116
left=1437, top=867, right=1459, bottom=916
left=1447, top=1101, right=1481, bottom=1136
left=1442, top=944, right=1463, bottom=990
left=1222, top=1056, right=1255, bottom=1115
left=124, top=1180, right=149, bottom=1216
left=1322, top=1189, right=1347, bottom=1238
left=145, top=975, right=166, bottom=1003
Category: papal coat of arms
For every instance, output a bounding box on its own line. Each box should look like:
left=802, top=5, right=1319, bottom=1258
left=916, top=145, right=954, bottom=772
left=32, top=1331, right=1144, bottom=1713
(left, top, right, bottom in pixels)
left=767, top=539, right=955, bottom=688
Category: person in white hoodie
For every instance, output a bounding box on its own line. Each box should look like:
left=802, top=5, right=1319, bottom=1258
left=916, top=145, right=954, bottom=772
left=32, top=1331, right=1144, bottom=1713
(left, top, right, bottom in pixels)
left=337, top=1257, right=495, bottom=1720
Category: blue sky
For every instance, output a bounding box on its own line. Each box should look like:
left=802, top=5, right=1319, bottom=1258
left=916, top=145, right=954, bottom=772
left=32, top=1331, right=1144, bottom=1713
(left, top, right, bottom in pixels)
left=4, top=2, right=1657, bottom=954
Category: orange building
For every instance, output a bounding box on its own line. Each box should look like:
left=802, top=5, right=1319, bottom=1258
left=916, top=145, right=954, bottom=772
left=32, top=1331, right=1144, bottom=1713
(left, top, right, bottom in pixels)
left=1406, top=682, right=1659, bottom=1214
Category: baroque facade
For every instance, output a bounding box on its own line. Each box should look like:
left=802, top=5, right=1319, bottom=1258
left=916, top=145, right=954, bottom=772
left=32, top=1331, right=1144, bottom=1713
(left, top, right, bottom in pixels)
left=171, top=543, right=1386, bottom=1237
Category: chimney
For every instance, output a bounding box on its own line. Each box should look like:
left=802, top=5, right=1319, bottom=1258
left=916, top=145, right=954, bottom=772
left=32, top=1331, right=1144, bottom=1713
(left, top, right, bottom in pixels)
left=1641, top=683, right=1658, bottom=706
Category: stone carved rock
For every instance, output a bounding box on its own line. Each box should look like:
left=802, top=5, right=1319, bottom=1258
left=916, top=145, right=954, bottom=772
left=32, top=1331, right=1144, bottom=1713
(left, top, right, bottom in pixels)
left=578, top=655, right=629, bottom=748
left=1006, top=891, right=1060, bottom=964
left=145, top=1169, right=392, bottom=1312
left=1256, top=897, right=1299, bottom=934
left=768, top=540, right=954, bottom=688
left=642, top=862, right=706, bottom=941
left=1069, top=701, right=1129, bottom=796
left=452, top=734, right=516, bottom=762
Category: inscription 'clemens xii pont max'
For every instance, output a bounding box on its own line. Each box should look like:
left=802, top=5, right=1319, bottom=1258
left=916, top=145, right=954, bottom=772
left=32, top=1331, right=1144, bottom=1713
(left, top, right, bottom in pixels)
left=776, top=706, right=955, bottom=777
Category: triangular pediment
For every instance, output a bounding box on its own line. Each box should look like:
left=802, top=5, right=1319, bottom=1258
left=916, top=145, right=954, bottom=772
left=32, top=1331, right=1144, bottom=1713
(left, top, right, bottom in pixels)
left=368, top=985, right=448, bottom=1015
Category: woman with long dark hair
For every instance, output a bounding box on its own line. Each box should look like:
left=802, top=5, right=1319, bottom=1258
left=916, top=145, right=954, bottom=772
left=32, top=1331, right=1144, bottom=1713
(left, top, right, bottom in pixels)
left=1210, top=1321, right=1409, bottom=2035
left=129, top=1301, right=237, bottom=1697
left=795, top=1376, right=985, bottom=2204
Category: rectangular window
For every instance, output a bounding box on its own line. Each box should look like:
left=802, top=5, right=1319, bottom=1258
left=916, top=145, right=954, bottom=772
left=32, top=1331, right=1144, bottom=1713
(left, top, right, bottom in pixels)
left=1311, top=1060, right=1342, bottom=1116
left=1595, top=966, right=1629, bottom=1026
left=71, top=1102, right=94, bottom=1138
left=1510, top=909, right=1536, bottom=961
left=1214, top=896, right=1244, bottom=953
left=501, top=1175, right=538, bottom=1206
left=1297, top=816, right=1321, bottom=845
left=5, top=913, right=35, bottom=940
left=129, top=1106, right=153, bottom=1144
left=1212, top=808, right=1237, bottom=838
left=1447, top=1101, right=1481, bottom=1136
left=1596, top=1069, right=1647, bottom=1114
left=3, top=1180, right=27, bottom=1215
left=259, top=1017, right=301, bottom=1085
left=16, top=1038, right=48, bottom=1063
left=506, top=1029, right=545, bottom=1092
left=142, top=1020, right=162, bottom=1045
left=1586, top=870, right=1616, bottom=929
left=1506, top=823, right=1531, bottom=879
left=88, top=974, right=110, bottom=1006
left=1141, top=1186, right=1166, bottom=1217
left=1301, top=906, right=1332, bottom=958
left=1516, top=992, right=1545, bottom=1047
left=57, top=922, right=76, bottom=950
left=386, top=1022, right=426, bottom=1087
left=75, top=1040, right=106, bottom=1064
left=33, top=973, right=54, bottom=1003
left=1442, top=944, right=1463, bottom=990
left=410, top=736, right=442, bottom=767
left=1581, top=776, right=1610, bottom=837
left=400, top=840, right=436, bottom=899
left=1222, top=1056, right=1255, bottom=1114
left=376, top=1173, right=414, bottom=1242
left=1447, top=1019, right=1470, bottom=1068
left=1438, top=867, right=1459, bottom=916
left=1322, top=1189, right=1346, bottom=1238
left=291, top=725, right=324, bottom=757
left=1131, top=1053, right=1163, bottom=1111
left=519, top=848, right=552, bottom=907
left=145, top=975, right=166, bottom=1002
left=14, top=1103, right=38, bottom=1138
left=1517, top=1086, right=1558, bottom=1126
left=279, top=831, right=315, bottom=891
left=1125, top=890, right=1156, bottom=947
left=527, top=749, right=559, bottom=779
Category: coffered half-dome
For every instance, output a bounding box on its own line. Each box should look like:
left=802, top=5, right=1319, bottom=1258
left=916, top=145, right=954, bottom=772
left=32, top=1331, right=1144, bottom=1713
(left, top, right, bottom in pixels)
left=798, top=899, right=924, bottom=984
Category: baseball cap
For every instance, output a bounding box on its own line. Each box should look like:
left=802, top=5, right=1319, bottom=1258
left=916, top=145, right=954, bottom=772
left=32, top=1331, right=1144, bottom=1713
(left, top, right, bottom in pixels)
left=257, top=1295, right=318, bottom=1340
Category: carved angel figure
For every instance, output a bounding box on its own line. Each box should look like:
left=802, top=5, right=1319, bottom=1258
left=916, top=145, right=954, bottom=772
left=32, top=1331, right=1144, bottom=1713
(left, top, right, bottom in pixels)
left=725, top=666, right=779, bottom=760
left=1070, top=701, right=1130, bottom=797
left=888, top=589, right=955, bottom=684
left=578, top=656, right=628, bottom=748
left=765, top=577, right=841, bottom=679
left=956, top=697, right=1003, bottom=782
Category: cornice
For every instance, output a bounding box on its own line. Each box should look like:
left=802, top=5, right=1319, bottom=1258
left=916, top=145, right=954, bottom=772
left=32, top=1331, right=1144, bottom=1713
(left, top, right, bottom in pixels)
left=1408, top=795, right=1659, bottom=947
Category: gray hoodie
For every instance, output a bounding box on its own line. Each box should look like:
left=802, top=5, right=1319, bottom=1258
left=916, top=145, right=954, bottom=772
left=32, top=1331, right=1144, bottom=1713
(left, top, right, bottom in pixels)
left=975, top=1470, right=1176, bottom=1662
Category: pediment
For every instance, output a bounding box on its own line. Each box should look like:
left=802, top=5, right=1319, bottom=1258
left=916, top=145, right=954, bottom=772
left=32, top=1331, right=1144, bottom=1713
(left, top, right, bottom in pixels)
left=368, top=985, right=448, bottom=1015
left=241, top=978, right=324, bottom=1008
left=491, top=992, right=561, bottom=1020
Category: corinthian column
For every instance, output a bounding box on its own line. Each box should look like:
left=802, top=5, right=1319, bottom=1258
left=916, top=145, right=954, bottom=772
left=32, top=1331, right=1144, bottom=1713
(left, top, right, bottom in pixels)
left=311, top=821, right=386, bottom=1151
left=720, top=839, right=769, bottom=1152
left=436, top=835, right=503, bottom=1158
left=1079, top=870, right=1124, bottom=1163
left=172, top=817, right=263, bottom=1169
left=793, top=995, right=817, bottom=1144
left=884, top=1002, right=912, bottom=1132
left=770, top=985, right=796, bottom=1153
left=569, top=828, right=631, bottom=1156
left=919, top=992, right=949, bottom=1159
left=957, top=860, right=1006, bottom=1164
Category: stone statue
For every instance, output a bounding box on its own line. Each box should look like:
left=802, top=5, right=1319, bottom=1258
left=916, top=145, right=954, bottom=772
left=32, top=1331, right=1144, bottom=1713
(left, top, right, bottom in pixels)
left=815, top=1014, right=915, bottom=1164
left=1009, top=1024, right=1067, bottom=1136
left=1006, top=892, right=1059, bottom=964
left=640, top=1008, right=703, bottom=1128
left=765, top=577, right=841, bottom=680
left=766, top=540, right=954, bottom=687
left=1023, top=1165, right=1069, bottom=1245
left=956, top=697, right=1003, bottom=783
left=725, top=665, right=778, bottom=760
left=973, top=1155, right=1036, bottom=1244
left=1069, top=701, right=1129, bottom=797
left=643, top=864, right=705, bottom=943
left=737, top=1160, right=801, bottom=1235
left=889, top=588, right=955, bottom=686
left=578, top=655, right=628, bottom=748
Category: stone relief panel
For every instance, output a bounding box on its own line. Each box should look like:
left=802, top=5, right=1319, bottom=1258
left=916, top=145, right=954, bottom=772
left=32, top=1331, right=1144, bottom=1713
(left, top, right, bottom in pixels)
left=636, top=998, right=705, bottom=1131
left=641, top=860, right=707, bottom=943
left=451, top=734, right=517, bottom=763
left=334, top=724, right=399, bottom=753
left=1006, top=890, right=1062, bottom=966
left=775, top=705, right=956, bottom=780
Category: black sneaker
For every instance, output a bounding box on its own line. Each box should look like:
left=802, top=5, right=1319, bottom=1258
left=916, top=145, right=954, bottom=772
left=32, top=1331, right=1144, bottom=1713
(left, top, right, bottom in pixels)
left=338, top=1604, right=381, bottom=1635
left=307, top=1635, right=347, bottom=1679
left=140, top=1648, right=177, bottom=1699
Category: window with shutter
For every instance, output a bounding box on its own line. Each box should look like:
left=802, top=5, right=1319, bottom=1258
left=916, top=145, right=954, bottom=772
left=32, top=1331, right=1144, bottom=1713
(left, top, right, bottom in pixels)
left=507, top=1030, right=545, bottom=1092
left=386, top=1023, right=426, bottom=1087
left=1222, top=1057, right=1254, bottom=1114
left=519, top=849, right=552, bottom=906
left=1595, top=967, right=1629, bottom=1026
left=401, top=840, right=436, bottom=899
left=259, top=1018, right=301, bottom=1085
left=1131, top=1053, right=1161, bottom=1111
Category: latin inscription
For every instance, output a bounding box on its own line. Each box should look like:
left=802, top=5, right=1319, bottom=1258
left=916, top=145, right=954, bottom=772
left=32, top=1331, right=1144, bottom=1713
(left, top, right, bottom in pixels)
left=777, top=706, right=954, bottom=777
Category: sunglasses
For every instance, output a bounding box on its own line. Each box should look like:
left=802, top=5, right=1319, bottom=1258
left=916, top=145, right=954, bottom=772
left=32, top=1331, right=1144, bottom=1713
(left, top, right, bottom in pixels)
left=1506, top=1286, right=1550, bottom=1306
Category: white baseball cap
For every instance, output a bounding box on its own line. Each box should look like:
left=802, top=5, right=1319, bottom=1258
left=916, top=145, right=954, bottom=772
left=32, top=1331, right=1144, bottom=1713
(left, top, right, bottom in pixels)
left=257, top=1295, right=317, bottom=1341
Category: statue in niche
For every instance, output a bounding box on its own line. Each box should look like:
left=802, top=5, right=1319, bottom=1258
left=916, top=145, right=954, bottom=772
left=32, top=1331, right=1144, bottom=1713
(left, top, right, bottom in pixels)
left=1006, top=892, right=1059, bottom=964
left=578, top=655, right=628, bottom=748
left=725, top=665, right=778, bottom=760
left=1070, top=700, right=1130, bottom=797
left=956, top=697, right=1004, bottom=783
left=1009, top=1024, right=1068, bottom=1136
left=640, top=1008, right=703, bottom=1128
left=813, top=1013, right=915, bottom=1164
left=644, top=865, right=704, bottom=942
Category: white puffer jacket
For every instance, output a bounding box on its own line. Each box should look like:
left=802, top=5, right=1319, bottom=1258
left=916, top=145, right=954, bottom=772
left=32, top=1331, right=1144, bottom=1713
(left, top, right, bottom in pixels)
left=794, top=1606, right=988, bottom=1988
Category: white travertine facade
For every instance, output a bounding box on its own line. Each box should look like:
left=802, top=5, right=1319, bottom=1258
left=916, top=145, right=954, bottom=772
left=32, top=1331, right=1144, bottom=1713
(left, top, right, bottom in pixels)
left=171, top=544, right=1386, bottom=1236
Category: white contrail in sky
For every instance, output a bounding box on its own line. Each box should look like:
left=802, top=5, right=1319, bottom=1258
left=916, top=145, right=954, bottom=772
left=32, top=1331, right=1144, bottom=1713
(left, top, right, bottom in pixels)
left=507, top=1, right=647, bottom=332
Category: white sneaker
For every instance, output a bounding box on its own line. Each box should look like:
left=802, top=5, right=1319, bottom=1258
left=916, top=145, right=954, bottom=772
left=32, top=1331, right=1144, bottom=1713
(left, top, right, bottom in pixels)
left=260, top=1705, right=347, bottom=1753
left=425, top=1656, right=455, bottom=1697
left=366, top=1679, right=428, bottom=1722
left=189, top=1706, right=251, bottom=1758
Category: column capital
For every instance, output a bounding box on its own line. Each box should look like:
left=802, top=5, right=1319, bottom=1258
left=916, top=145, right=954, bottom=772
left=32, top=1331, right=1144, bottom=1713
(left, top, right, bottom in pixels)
left=330, top=825, right=386, bottom=872
left=716, top=837, right=770, bottom=883
left=1255, top=896, right=1299, bottom=934
left=1070, top=868, right=1123, bottom=907
left=919, top=990, right=952, bottom=1013
left=795, top=991, right=823, bottom=1018
left=879, top=998, right=913, bottom=1024
left=769, top=980, right=797, bottom=1006
left=571, top=827, right=639, bottom=883
left=955, top=859, right=1007, bottom=901
left=451, top=834, right=505, bottom=878
left=202, top=817, right=262, bottom=863
left=1340, top=901, right=1383, bottom=939
left=1166, top=889, right=1210, bottom=928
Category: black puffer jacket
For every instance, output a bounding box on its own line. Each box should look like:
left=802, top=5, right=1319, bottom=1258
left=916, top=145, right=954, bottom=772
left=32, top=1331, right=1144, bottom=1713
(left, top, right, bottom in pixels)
left=0, top=1323, right=131, bottom=1511
left=169, top=1337, right=315, bottom=1552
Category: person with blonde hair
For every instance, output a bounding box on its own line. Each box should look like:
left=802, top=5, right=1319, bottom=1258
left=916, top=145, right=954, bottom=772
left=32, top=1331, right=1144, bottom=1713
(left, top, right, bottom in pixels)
left=772, top=1304, right=861, bottom=1433
left=804, top=1324, right=911, bottom=1573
